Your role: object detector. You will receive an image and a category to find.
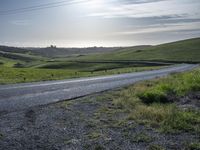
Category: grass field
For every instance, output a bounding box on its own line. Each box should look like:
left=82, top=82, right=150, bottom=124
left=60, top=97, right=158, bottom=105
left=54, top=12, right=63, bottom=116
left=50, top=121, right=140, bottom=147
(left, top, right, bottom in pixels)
left=0, top=53, right=166, bottom=84
left=0, top=65, right=163, bottom=84
left=74, top=38, right=200, bottom=63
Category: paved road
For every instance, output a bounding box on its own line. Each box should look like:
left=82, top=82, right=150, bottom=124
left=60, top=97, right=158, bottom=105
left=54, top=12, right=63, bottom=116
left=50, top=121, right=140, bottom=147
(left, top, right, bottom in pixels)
left=0, top=64, right=198, bottom=113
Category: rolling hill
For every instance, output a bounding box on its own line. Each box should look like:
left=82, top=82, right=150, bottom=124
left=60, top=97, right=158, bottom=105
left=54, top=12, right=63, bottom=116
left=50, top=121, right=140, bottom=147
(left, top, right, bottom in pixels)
left=0, top=37, right=199, bottom=69
left=76, top=38, right=200, bottom=63
left=0, top=45, right=123, bottom=58
left=28, top=47, right=122, bottom=58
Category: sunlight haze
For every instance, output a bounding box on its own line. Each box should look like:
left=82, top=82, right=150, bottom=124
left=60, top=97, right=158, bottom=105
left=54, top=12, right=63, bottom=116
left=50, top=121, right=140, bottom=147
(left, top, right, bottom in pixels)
left=0, top=0, right=200, bottom=47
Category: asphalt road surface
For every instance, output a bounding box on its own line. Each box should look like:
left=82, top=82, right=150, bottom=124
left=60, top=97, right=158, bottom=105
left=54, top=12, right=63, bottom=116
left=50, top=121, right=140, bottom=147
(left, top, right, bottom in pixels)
left=0, top=64, right=198, bottom=113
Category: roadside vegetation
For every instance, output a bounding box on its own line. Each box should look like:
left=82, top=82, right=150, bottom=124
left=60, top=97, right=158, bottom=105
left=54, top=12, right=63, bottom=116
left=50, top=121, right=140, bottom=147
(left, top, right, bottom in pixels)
left=138, top=69, right=200, bottom=104
left=55, top=67, right=199, bottom=149
left=0, top=65, right=163, bottom=84
left=112, top=68, right=200, bottom=133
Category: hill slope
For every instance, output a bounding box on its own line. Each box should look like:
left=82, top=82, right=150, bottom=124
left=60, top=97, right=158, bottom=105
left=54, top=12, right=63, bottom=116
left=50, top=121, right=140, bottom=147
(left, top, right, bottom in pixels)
left=77, top=38, right=200, bottom=63
left=28, top=47, right=123, bottom=58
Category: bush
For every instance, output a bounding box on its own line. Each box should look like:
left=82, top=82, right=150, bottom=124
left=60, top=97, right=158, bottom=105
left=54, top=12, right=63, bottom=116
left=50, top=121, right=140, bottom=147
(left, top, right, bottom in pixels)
left=14, top=62, right=24, bottom=68
left=138, top=84, right=174, bottom=104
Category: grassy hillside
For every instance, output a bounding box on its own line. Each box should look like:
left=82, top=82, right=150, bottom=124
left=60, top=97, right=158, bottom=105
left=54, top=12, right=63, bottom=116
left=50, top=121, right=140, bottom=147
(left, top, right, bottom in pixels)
left=28, top=47, right=122, bottom=58
left=75, top=38, right=200, bottom=63
left=0, top=45, right=166, bottom=84
left=0, top=46, right=31, bottom=54
left=0, top=37, right=199, bottom=84
left=0, top=50, right=47, bottom=67
left=0, top=65, right=162, bottom=84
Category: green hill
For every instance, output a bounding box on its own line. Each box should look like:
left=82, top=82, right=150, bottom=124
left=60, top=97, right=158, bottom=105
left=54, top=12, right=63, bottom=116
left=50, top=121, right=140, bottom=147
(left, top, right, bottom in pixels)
left=77, top=38, right=200, bottom=63
left=0, top=50, right=46, bottom=67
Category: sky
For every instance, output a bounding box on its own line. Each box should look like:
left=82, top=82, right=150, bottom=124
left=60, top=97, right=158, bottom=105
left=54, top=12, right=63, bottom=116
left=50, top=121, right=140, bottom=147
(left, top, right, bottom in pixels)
left=0, top=0, right=200, bottom=47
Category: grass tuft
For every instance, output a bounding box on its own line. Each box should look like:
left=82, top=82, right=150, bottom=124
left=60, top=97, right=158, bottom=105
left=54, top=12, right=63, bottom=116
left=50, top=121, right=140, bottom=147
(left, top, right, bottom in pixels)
left=87, top=131, right=102, bottom=140
left=132, top=132, right=153, bottom=143
left=149, top=144, right=165, bottom=150
left=162, top=109, right=200, bottom=133
left=138, top=69, right=200, bottom=104
left=188, top=142, right=200, bottom=150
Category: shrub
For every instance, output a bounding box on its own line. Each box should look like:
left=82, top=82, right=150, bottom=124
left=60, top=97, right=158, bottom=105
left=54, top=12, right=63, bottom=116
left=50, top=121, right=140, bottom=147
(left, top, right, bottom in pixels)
left=14, top=62, right=24, bottom=68
left=138, top=84, right=174, bottom=104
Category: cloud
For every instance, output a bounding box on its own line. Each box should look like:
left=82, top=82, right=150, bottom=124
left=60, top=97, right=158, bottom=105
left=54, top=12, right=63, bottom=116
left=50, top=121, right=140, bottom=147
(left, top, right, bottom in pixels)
left=88, top=0, right=200, bottom=19
left=111, top=22, right=200, bottom=35
left=10, top=20, right=30, bottom=26
left=116, top=0, right=168, bottom=4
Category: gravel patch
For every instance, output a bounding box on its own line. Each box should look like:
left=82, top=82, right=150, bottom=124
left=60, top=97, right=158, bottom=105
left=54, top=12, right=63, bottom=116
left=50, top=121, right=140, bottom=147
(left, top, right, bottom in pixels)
left=0, top=92, right=199, bottom=150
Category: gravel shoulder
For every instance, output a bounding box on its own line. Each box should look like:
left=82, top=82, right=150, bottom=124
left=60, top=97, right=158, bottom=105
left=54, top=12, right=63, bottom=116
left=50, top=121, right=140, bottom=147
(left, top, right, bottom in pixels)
left=0, top=88, right=199, bottom=150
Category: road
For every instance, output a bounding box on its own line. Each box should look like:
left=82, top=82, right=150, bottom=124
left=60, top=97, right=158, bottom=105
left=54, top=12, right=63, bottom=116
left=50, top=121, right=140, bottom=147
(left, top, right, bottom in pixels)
left=0, top=64, right=198, bottom=113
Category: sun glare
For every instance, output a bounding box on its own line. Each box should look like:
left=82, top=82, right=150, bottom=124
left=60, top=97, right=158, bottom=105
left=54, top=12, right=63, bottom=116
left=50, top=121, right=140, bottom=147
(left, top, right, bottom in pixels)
left=88, top=0, right=104, bottom=8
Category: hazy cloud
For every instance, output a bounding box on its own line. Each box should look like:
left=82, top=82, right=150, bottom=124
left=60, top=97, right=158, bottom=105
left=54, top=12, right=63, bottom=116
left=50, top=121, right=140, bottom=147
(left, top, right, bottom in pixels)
left=112, top=22, right=200, bottom=35
left=115, top=0, right=169, bottom=4
left=88, top=0, right=200, bottom=19
left=0, top=0, right=200, bottom=47
left=10, top=20, right=30, bottom=26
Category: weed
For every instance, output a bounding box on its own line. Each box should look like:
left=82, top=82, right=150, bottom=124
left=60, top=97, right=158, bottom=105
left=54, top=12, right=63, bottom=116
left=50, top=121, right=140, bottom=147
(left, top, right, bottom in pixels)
left=0, top=133, right=3, bottom=139
left=161, top=109, right=200, bottom=133
left=131, top=132, right=153, bottom=143
left=188, top=142, right=200, bottom=150
left=149, top=144, right=165, bottom=150
left=87, top=131, right=102, bottom=140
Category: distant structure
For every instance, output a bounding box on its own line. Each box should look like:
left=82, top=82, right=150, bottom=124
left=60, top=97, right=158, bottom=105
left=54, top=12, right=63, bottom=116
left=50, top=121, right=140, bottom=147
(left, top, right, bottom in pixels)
left=49, top=45, right=56, bottom=48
